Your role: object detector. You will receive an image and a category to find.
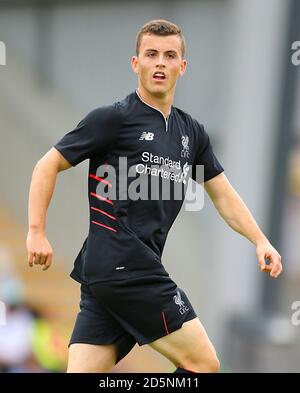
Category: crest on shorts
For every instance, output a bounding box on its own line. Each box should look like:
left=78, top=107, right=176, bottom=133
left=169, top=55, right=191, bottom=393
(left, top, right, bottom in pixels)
left=173, top=290, right=189, bottom=315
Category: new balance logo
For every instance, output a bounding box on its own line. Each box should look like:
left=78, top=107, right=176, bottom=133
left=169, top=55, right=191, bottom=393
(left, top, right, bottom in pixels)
left=139, top=132, right=154, bottom=141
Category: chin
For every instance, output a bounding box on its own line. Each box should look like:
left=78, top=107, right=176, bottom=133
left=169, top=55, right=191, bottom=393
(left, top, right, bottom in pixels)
left=148, top=85, right=168, bottom=96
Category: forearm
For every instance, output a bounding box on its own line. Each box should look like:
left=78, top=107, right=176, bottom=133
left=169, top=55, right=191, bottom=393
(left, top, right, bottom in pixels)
left=28, top=160, right=58, bottom=234
left=214, top=190, right=268, bottom=246
left=204, top=173, right=282, bottom=277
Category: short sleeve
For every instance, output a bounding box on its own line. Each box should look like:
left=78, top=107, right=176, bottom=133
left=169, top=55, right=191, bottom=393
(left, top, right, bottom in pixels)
left=192, top=122, right=224, bottom=182
left=53, top=103, right=122, bottom=166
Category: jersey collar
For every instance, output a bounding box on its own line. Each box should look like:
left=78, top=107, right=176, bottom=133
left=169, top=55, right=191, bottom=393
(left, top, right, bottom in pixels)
left=135, top=89, right=173, bottom=121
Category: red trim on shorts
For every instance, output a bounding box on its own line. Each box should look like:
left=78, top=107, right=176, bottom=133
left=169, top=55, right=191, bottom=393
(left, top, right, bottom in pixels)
left=90, top=206, right=116, bottom=220
left=90, top=192, right=113, bottom=205
left=91, top=220, right=117, bottom=232
left=161, top=311, right=170, bottom=335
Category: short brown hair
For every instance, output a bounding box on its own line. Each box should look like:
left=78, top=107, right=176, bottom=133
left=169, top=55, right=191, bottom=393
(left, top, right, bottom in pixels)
left=136, top=19, right=186, bottom=58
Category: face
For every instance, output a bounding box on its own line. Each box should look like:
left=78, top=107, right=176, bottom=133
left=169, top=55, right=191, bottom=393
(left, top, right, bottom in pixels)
left=131, top=33, right=187, bottom=97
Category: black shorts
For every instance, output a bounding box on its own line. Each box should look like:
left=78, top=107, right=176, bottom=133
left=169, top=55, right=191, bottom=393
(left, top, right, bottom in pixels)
left=69, top=274, right=198, bottom=364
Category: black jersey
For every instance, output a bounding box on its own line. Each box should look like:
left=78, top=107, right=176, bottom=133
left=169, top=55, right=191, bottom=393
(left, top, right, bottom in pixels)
left=54, top=90, right=224, bottom=284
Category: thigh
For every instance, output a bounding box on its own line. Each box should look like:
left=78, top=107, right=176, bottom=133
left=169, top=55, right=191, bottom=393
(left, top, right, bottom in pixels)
left=148, top=317, right=217, bottom=367
left=67, top=343, right=117, bottom=373
left=68, top=283, right=136, bottom=371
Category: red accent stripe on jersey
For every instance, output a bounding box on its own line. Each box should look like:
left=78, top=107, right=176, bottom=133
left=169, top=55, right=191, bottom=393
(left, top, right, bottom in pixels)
left=161, top=311, right=169, bottom=335
left=89, top=173, right=112, bottom=188
left=91, top=220, right=117, bottom=232
left=90, top=206, right=116, bottom=220
left=90, top=192, right=114, bottom=205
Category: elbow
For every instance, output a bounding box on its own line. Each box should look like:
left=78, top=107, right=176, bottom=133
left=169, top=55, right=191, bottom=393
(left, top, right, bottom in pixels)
left=34, top=157, right=44, bottom=170
left=212, top=196, right=225, bottom=214
left=33, top=155, right=58, bottom=177
left=32, top=159, right=43, bottom=177
left=33, top=157, right=48, bottom=175
left=213, top=197, right=231, bottom=221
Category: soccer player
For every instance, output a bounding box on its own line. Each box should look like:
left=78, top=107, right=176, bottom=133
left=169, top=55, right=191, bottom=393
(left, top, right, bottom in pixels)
left=27, top=19, right=282, bottom=373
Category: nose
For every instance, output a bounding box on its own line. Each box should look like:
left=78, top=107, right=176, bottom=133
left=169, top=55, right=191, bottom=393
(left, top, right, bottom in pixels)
left=156, top=54, right=166, bottom=67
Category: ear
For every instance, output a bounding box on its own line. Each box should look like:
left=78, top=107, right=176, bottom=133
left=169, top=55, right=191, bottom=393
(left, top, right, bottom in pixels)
left=131, top=56, right=139, bottom=75
left=179, top=59, right=187, bottom=78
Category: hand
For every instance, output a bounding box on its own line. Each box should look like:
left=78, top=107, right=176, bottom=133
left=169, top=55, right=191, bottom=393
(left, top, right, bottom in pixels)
left=26, top=230, right=53, bottom=271
left=256, top=240, right=282, bottom=278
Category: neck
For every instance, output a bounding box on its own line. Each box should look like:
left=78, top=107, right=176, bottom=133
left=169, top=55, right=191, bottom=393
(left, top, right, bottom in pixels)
left=137, top=85, right=174, bottom=118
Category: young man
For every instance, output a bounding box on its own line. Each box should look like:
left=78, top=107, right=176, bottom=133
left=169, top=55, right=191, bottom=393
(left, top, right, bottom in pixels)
left=27, top=20, right=282, bottom=373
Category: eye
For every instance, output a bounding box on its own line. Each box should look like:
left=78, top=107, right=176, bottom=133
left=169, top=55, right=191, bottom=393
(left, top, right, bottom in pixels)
left=147, top=52, right=155, bottom=57
left=167, top=53, right=176, bottom=59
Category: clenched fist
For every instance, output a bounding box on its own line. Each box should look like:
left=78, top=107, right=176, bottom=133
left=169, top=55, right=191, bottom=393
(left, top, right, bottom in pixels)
left=26, top=230, right=53, bottom=271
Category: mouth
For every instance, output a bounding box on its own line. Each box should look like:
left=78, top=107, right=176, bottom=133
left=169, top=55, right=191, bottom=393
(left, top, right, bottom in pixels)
left=152, top=71, right=166, bottom=81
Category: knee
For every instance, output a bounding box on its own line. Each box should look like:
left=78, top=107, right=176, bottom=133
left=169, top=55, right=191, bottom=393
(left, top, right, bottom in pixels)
left=181, top=352, right=221, bottom=373
left=203, top=355, right=220, bottom=373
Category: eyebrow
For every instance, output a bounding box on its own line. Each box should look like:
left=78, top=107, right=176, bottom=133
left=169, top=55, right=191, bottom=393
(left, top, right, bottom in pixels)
left=145, top=49, right=178, bottom=54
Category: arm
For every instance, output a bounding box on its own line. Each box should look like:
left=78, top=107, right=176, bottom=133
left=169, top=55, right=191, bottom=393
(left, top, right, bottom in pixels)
left=204, top=172, right=282, bottom=278
left=26, top=147, right=72, bottom=271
